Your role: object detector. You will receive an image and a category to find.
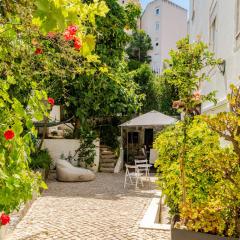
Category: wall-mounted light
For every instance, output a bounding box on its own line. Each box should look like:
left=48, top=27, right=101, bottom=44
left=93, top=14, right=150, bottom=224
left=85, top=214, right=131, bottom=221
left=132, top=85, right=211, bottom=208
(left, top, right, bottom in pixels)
left=218, top=59, right=226, bottom=75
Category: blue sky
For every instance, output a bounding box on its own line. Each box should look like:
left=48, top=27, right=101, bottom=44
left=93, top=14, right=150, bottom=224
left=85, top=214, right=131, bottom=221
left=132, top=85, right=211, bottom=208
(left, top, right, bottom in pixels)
left=141, top=0, right=189, bottom=11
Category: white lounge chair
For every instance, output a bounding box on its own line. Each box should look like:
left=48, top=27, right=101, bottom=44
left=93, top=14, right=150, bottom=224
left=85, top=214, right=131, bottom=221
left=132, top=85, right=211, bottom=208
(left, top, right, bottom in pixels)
left=56, top=160, right=95, bottom=182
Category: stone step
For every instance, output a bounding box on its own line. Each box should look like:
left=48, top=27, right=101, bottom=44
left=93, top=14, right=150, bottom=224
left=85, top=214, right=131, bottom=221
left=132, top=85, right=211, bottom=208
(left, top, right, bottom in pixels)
left=101, top=150, right=114, bottom=155
left=100, top=145, right=110, bottom=149
left=100, top=148, right=110, bottom=152
left=100, top=158, right=116, bottom=163
left=100, top=167, right=115, bottom=173
left=100, top=162, right=115, bottom=168
left=101, top=154, right=117, bottom=159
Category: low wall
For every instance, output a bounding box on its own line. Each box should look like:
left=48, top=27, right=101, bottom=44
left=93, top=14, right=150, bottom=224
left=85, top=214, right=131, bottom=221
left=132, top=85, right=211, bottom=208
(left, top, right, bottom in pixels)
left=42, top=139, right=100, bottom=172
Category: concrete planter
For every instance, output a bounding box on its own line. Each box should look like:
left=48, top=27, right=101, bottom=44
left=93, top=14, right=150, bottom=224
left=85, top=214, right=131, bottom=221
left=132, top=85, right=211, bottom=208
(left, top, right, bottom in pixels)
left=171, top=219, right=238, bottom=240
left=171, top=228, right=238, bottom=240
left=42, top=139, right=100, bottom=172
left=0, top=225, right=8, bottom=240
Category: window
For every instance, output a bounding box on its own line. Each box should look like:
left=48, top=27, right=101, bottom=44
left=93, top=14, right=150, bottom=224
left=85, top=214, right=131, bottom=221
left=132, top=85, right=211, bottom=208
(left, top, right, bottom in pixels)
left=236, top=0, right=240, bottom=47
left=155, top=22, right=160, bottom=31
left=210, top=17, right=217, bottom=52
left=155, top=42, right=159, bottom=47
left=128, top=132, right=139, bottom=144
left=155, top=8, right=160, bottom=15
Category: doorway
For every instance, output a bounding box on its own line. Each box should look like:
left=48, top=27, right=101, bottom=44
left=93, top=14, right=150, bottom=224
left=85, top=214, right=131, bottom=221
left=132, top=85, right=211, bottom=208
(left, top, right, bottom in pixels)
left=144, top=128, right=153, bottom=152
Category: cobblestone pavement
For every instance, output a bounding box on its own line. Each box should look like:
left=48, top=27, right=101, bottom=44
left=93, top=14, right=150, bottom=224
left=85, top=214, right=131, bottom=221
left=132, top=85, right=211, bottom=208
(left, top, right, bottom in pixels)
left=9, top=173, right=170, bottom=240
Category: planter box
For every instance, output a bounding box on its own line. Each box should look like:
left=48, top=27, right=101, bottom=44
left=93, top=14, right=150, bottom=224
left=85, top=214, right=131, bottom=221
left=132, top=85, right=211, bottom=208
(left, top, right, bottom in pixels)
left=171, top=226, right=238, bottom=240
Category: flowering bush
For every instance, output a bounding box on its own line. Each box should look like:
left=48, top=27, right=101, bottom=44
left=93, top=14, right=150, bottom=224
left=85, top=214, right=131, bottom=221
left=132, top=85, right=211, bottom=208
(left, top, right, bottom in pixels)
left=0, top=0, right=108, bottom=214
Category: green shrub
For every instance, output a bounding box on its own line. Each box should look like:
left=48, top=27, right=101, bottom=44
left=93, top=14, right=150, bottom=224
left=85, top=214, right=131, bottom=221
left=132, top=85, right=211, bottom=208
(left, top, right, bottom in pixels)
left=154, top=118, right=221, bottom=215
left=30, top=150, right=52, bottom=171
left=76, top=129, right=97, bottom=168
left=154, top=116, right=240, bottom=237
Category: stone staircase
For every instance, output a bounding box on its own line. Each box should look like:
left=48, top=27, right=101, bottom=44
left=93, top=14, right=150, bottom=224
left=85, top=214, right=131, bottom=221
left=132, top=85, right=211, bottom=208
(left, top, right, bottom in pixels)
left=99, top=145, right=117, bottom=173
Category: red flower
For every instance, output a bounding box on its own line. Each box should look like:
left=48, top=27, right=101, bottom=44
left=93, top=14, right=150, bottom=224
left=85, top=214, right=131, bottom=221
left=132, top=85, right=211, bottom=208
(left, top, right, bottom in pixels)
left=48, top=98, right=55, bottom=106
left=63, top=30, right=74, bottom=41
left=35, top=48, right=43, bottom=55
left=0, top=213, right=10, bottom=225
left=67, top=25, right=78, bottom=35
left=4, top=130, right=15, bottom=141
left=74, top=37, right=82, bottom=50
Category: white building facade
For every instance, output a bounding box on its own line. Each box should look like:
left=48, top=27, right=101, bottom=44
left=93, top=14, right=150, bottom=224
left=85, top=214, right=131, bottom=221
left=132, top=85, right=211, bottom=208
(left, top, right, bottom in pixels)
left=141, top=0, right=187, bottom=74
left=189, top=0, right=240, bottom=114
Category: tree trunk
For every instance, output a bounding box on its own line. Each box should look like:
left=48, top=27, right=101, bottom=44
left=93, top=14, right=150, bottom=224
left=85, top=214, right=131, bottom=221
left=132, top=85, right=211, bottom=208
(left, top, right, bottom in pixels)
left=180, top=122, right=187, bottom=207
left=73, top=118, right=81, bottom=138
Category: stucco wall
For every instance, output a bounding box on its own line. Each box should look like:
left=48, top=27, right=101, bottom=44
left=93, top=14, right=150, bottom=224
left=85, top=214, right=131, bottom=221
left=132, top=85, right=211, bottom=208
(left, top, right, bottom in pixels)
left=42, top=139, right=100, bottom=172
left=189, top=0, right=240, bottom=114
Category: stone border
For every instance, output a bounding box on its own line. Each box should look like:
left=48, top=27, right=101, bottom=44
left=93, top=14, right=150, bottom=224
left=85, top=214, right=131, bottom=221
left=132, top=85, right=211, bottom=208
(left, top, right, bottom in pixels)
left=6, top=192, right=38, bottom=240
left=139, top=192, right=171, bottom=231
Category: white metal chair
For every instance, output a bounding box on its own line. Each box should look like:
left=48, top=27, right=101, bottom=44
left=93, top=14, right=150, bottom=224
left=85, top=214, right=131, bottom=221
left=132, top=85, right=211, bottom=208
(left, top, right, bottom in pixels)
left=124, top=164, right=143, bottom=189
left=135, top=159, right=151, bottom=187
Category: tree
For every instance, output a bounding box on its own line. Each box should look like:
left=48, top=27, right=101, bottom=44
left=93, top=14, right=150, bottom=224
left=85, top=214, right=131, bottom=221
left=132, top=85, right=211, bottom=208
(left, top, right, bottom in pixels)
left=127, top=30, right=152, bottom=70
left=159, top=36, right=220, bottom=210
left=93, top=0, right=141, bottom=67
left=40, top=0, right=144, bottom=137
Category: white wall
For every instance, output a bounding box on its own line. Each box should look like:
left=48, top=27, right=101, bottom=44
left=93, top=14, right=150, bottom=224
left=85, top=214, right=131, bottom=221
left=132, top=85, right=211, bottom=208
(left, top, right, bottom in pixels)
left=189, top=0, right=240, bottom=114
left=42, top=139, right=100, bottom=172
left=141, top=0, right=187, bottom=74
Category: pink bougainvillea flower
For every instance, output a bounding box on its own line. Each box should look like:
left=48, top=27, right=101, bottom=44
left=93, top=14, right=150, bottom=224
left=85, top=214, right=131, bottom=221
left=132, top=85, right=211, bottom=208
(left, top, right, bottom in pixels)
left=0, top=213, right=10, bottom=225
left=48, top=97, right=55, bottom=106
left=34, top=48, right=43, bottom=55
left=73, top=37, right=82, bottom=50
left=63, top=30, right=74, bottom=41
left=67, top=25, right=78, bottom=35
left=47, top=32, right=56, bottom=38
left=193, top=91, right=201, bottom=101
left=4, top=129, right=15, bottom=141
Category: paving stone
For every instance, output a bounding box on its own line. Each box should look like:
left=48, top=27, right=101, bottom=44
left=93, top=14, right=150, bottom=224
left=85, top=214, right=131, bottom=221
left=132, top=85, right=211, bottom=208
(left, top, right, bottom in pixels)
left=9, top=173, right=170, bottom=240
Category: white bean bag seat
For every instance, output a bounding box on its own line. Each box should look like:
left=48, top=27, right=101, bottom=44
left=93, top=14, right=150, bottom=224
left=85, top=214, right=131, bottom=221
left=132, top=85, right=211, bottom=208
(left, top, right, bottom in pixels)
left=56, top=160, right=95, bottom=182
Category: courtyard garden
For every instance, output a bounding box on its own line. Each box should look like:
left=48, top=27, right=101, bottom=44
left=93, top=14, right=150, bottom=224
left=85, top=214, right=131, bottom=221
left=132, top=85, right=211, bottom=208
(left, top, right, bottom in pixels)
left=0, top=0, right=240, bottom=240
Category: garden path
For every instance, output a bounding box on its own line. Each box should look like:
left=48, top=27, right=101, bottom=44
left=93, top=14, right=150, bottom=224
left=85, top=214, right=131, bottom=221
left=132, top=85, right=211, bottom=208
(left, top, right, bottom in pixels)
left=9, top=173, right=170, bottom=240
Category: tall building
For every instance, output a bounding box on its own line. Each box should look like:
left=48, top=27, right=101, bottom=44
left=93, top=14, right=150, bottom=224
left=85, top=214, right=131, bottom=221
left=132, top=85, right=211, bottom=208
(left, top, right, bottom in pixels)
left=189, top=0, right=240, bottom=114
left=141, top=0, right=187, bottom=74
